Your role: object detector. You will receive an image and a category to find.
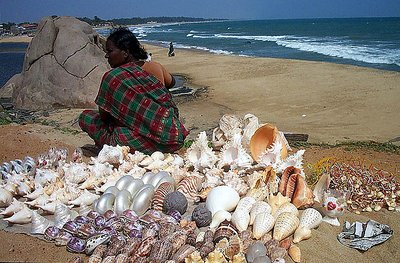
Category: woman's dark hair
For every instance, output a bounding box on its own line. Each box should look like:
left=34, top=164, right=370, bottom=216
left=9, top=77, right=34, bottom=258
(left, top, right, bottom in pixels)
left=107, top=27, right=148, bottom=60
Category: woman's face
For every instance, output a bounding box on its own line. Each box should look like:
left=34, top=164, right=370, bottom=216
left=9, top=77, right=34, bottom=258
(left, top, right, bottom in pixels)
left=105, top=40, right=127, bottom=68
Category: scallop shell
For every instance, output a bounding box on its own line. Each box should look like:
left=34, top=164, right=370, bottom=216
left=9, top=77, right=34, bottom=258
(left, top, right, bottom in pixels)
left=95, top=193, right=116, bottom=214
left=206, top=185, right=240, bottom=216
left=4, top=206, right=33, bottom=224
left=31, top=210, right=53, bottom=234
left=236, top=196, right=257, bottom=213
left=114, top=190, right=132, bottom=215
left=249, top=123, right=288, bottom=163
left=130, top=184, right=155, bottom=216
left=252, top=212, right=275, bottom=239
left=274, top=202, right=299, bottom=219
left=231, top=210, right=251, bottom=232
left=273, top=212, right=300, bottom=241
left=152, top=182, right=175, bottom=211
left=249, top=201, right=271, bottom=225
left=293, top=208, right=322, bottom=243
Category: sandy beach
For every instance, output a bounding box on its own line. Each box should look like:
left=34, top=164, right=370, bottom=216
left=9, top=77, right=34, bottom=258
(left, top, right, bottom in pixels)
left=0, top=35, right=399, bottom=263
left=0, top=35, right=33, bottom=43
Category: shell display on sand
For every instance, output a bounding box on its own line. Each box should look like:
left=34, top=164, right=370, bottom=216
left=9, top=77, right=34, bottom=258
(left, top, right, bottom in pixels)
left=185, top=131, right=218, bottom=171
left=249, top=201, right=272, bottom=225
left=293, top=208, right=322, bottom=243
left=252, top=212, right=275, bottom=239
left=31, top=210, right=53, bottom=235
left=273, top=212, right=300, bottom=241
left=3, top=206, right=33, bottom=224
left=206, top=185, right=240, bottom=216
left=231, top=209, right=251, bottom=232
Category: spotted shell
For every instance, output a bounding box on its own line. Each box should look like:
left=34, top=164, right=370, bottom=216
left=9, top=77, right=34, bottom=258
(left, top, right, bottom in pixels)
left=293, top=208, right=322, bottom=243
left=133, top=236, right=156, bottom=257
left=249, top=201, right=272, bottom=225
left=252, top=212, right=275, bottom=240
left=152, top=182, right=174, bottom=211
left=273, top=212, right=299, bottom=241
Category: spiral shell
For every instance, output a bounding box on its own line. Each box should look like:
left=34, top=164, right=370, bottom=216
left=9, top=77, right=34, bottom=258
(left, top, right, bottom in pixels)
left=252, top=212, right=275, bottom=239
left=249, top=201, right=271, bottom=225
left=152, top=182, right=174, bottom=211
left=176, top=175, right=203, bottom=202
left=31, top=210, right=53, bottom=234
left=4, top=206, right=33, bottom=224
left=293, top=208, right=322, bottom=243
left=273, top=212, right=299, bottom=241
left=231, top=209, right=250, bottom=232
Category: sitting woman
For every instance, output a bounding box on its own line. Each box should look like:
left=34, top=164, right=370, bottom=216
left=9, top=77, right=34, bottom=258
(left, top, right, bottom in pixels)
left=79, top=28, right=189, bottom=154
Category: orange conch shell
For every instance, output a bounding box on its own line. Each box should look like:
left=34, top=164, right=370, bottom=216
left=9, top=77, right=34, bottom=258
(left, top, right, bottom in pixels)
left=249, top=123, right=288, bottom=162
left=292, top=175, right=314, bottom=209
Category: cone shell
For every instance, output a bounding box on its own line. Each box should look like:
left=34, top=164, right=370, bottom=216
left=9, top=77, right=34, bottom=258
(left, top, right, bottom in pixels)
left=293, top=208, right=322, bottom=243
left=273, top=212, right=299, bottom=241
left=274, top=202, right=299, bottom=219
left=288, top=245, right=301, bottom=263
left=236, top=196, right=256, bottom=213
left=249, top=123, right=288, bottom=162
left=249, top=201, right=271, bottom=225
left=252, top=212, right=275, bottom=239
left=231, top=210, right=250, bottom=232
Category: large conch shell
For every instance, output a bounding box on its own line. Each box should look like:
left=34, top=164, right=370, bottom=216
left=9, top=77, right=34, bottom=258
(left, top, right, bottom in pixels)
left=96, top=144, right=129, bottom=164
left=206, top=186, right=240, bottom=216
left=0, top=198, right=26, bottom=216
left=31, top=210, right=53, bottom=234
left=293, top=208, right=322, bottom=243
left=273, top=212, right=299, bottom=241
left=185, top=131, right=218, bottom=171
left=0, top=188, right=13, bottom=207
left=249, top=123, right=288, bottom=163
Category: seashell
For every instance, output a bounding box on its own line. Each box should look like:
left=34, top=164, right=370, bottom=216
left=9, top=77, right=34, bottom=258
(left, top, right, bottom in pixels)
left=273, top=149, right=305, bottom=175
left=313, top=173, right=331, bottom=203
left=291, top=173, right=315, bottom=209
left=185, top=131, right=218, bottom=171
left=288, top=244, right=301, bottom=263
left=278, top=166, right=301, bottom=198
left=54, top=203, right=73, bottom=228
left=252, top=212, right=275, bottom=239
left=95, top=193, right=116, bottom=214
left=168, top=231, right=187, bottom=255
left=199, top=241, right=215, bottom=258
left=152, top=181, right=174, bottom=211
left=85, top=233, right=111, bottom=255
left=78, top=204, right=92, bottom=216
left=69, top=189, right=100, bottom=207
left=97, top=144, right=129, bottom=164
left=67, top=237, right=86, bottom=253
left=274, top=202, right=299, bottom=219
left=148, top=171, right=169, bottom=188
left=146, top=159, right=168, bottom=171
left=206, top=249, right=227, bottom=263
left=130, top=184, right=155, bottom=216
left=172, top=244, right=196, bottom=263
left=218, top=133, right=253, bottom=169
left=139, top=156, right=154, bottom=167
left=177, top=175, right=204, bottom=202
left=239, top=229, right=253, bottom=252
left=44, top=226, right=61, bottom=241
left=101, top=255, right=116, bottom=263
left=115, top=253, right=129, bottom=263
left=273, top=212, right=300, bottom=241
left=223, top=234, right=243, bottom=260
left=213, top=220, right=239, bottom=243
left=37, top=201, right=61, bottom=214
left=149, top=239, right=173, bottom=262
left=151, top=151, right=165, bottom=161
left=206, top=185, right=240, bottom=216
left=231, top=210, right=251, bottom=232
left=192, top=203, right=212, bottom=228
left=31, top=210, right=53, bottom=234
left=236, top=196, right=257, bottom=213
left=0, top=198, right=26, bottom=216
left=62, top=220, right=80, bottom=235
left=115, top=175, right=135, bottom=190
left=249, top=201, right=271, bottom=225
left=0, top=188, right=13, bottom=207
left=134, top=236, right=156, bottom=257
left=3, top=206, right=33, bottom=224
left=184, top=250, right=203, bottom=263
left=163, top=191, right=188, bottom=215
left=294, top=208, right=322, bottom=242
left=25, top=194, right=49, bottom=207
left=153, top=171, right=176, bottom=189
left=268, top=193, right=290, bottom=215
left=54, top=230, right=73, bottom=247
left=24, top=186, right=44, bottom=200
left=88, top=244, right=107, bottom=263
left=249, top=123, right=288, bottom=163
left=114, top=190, right=132, bottom=215
left=209, top=210, right=231, bottom=229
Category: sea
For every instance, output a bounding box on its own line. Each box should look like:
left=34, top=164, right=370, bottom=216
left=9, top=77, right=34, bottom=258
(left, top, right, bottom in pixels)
left=1, top=17, right=400, bottom=87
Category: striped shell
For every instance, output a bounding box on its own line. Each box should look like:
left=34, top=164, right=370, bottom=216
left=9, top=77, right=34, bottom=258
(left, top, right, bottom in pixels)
left=252, top=212, right=275, bottom=239
left=223, top=234, right=243, bottom=260
left=293, top=208, right=322, bottom=243
left=249, top=201, right=272, bottom=225
left=133, top=236, right=156, bottom=257
left=149, top=239, right=173, bottom=262
left=172, top=244, right=196, bottom=263
left=170, top=231, right=188, bottom=254
left=273, top=212, right=299, bottom=241
left=151, top=182, right=174, bottom=211
left=176, top=175, right=203, bottom=202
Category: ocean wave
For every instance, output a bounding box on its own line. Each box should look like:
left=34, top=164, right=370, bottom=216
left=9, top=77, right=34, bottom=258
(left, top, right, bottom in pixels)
left=173, top=43, right=233, bottom=55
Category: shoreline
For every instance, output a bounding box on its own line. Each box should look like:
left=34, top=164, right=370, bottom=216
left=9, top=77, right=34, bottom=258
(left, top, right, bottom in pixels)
left=0, top=35, right=33, bottom=43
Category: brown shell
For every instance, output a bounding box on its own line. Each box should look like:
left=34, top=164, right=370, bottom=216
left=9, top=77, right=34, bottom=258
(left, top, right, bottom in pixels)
left=249, top=123, right=288, bottom=162
left=186, top=230, right=197, bottom=246
left=104, top=238, right=125, bottom=257
left=204, top=229, right=215, bottom=243
left=152, top=182, right=174, bottom=211
left=101, top=256, right=116, bottom=263
left=224, top=235, right=243, bottom=260
left=176, top=175, right=204, bottom=202
left=158, top=221, right=176, bottom=239
left=172, top=244, right=196, bottom=263
left=239, top=229, right=253, bottom=252
left=170, top=231, right=188, bottom=254
left=292, top=175, right=315, bottom=209
left=134, top=236, right=156, bottom=257
left=115, top=253, right=129, bottom=263
left=199, top=241, right=216, bottom=258
left=213, top=220, right=239, bottom=244
left=149, top=239, right=173, bottom=262
left=121, top=238, right=141, bottom=256
left=278, top=166, right=301, bottom=197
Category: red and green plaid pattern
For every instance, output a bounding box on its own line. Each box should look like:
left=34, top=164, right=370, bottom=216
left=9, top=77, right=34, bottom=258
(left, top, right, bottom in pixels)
left=79, top=62, right=188, bottom=154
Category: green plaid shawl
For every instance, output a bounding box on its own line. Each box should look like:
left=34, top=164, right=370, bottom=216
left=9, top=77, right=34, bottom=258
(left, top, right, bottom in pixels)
left=80, top=62, right=188, bottom=154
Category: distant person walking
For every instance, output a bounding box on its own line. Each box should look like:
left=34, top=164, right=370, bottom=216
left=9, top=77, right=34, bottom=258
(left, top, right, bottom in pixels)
left=168, top=42, right=175, bottom=57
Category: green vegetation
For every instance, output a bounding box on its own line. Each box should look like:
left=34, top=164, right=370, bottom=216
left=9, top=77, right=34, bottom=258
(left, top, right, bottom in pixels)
left=291, top=140, right=400, bottom=154
left=0, top=117, right=12, bottom=125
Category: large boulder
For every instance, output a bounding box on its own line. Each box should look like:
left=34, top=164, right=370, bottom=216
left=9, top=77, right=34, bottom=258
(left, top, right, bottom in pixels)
left=4, top=16, right=109, bottom=110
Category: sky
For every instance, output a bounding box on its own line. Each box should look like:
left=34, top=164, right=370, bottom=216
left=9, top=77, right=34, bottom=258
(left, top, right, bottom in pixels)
left=0, top=0, right=399, bottom=23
